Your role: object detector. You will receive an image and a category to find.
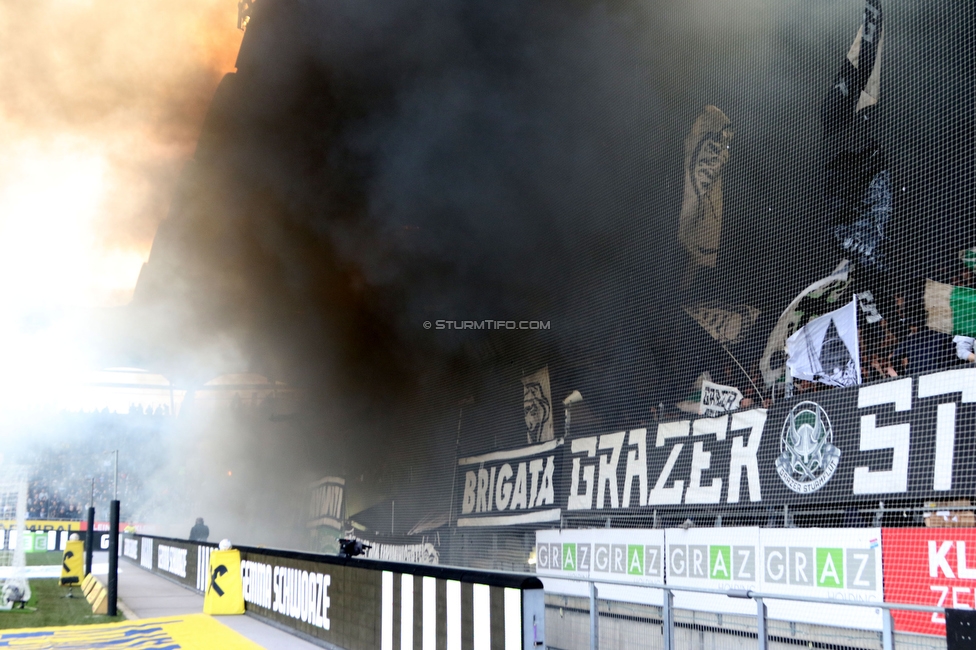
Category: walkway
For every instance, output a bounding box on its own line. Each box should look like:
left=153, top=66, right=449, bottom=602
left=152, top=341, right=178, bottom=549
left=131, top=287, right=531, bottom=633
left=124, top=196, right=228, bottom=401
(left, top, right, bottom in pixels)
left=95, top=554, right=323, bottom=650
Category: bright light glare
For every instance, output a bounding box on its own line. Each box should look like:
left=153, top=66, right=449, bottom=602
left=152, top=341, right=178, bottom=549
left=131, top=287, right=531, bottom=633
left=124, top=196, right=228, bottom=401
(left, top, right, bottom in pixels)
left=0, top=136, right=147, bottom=411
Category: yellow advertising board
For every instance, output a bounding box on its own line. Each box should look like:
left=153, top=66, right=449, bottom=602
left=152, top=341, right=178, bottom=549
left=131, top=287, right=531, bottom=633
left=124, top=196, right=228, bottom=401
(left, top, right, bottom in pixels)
left=203, top=549, right=245, bottom=615
left=60, top=539, right=84, bottom=586
left=0, top=614, right=261, bottom=649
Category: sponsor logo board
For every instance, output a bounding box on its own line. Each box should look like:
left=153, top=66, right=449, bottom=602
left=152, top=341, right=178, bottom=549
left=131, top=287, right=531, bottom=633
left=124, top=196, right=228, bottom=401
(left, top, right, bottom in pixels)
left=666, top=527, right=759, bottom=615
left=538, top=527, right=885, bottom=629
left=882, top=527, right=976, bottom=636
left=760, top=528, right=883, bottom=630
left=157, top=544, right=188, bottom=578
left=536, top=528, right=664, bottom=605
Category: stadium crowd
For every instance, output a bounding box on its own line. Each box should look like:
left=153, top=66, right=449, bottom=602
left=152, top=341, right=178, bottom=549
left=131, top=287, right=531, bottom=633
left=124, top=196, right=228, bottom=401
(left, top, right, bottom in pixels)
left=5, top=408, right=171, bottom=523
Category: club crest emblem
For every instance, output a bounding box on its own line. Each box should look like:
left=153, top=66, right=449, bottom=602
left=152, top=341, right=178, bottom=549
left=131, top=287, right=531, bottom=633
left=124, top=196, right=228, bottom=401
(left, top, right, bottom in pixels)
left=776, top=401, right=841, bottom=494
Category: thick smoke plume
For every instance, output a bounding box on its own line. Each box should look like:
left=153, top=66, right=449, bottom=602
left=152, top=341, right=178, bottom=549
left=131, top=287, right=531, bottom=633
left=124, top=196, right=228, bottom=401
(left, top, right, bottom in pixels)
left=122, top=0, right=879, bottom=544
left=9, top=0, right=968, bottom=547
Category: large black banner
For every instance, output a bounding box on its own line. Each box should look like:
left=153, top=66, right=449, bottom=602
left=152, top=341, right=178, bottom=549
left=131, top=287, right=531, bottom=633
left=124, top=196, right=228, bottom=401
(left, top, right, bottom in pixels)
left=564, top=368, right=976, bottom=515
left=455, top=368, right=976, bottom=524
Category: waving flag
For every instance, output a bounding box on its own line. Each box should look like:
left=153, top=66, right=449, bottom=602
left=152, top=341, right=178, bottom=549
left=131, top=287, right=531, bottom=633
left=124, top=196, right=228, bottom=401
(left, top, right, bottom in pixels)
left=787, top=298, right=861, bottom=387
left=924, top=279, right=976, bottom=337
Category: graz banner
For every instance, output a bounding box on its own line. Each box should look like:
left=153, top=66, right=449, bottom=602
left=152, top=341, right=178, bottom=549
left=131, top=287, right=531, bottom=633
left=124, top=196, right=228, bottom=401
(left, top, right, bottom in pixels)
left=758, top=528, right=883, bottom=630
left=456, top=438, right=563, bottom=527
left=535, top=528, right=664, bottom=605
left=536, top=527, right=884, bottom=629
left=666, top=527, right=759, bottom=615
left=560, top=369, right=976, bottom=517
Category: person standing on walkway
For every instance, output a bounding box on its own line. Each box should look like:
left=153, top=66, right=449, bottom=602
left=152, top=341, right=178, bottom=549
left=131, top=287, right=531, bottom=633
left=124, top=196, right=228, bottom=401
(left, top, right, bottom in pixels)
left=189, top=517, right=209, bottom=541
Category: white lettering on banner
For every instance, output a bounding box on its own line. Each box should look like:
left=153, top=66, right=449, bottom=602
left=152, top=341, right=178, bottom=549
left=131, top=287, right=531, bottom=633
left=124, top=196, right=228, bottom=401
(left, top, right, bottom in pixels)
left=930, top=540, right=955, bottom=578
left=727, top=411, right=764, bottom=503
left=157, top=545, right=187, bottom=578
left=465, top=457, right=555, bottom=514
left=457, top=439, right=562, bottom=526
left=567, top=413, right=765, bottom=512
left=596, top=432, right=625, bottom=509
left=362, top=540, right=440, bottom=565
left=931, top=585, right=949, bottom=623
left=853, top=380, right=911, bottom=494
left=918, top=369, right=976, bottom=491
left=568, top=438, right=596, bottom=510
left=685, top=441, right=721, bottom=504
left=535, top=529, right=665, bottom=586
left=649, top=444, right=685, bottom=505
left=622, top=429, right=648, bottom=508
left=926, top=540, right=976, bottom=581
left=123, top=538, right=138, bottom=560
left=241, top=560, right=274, bottom=609
left=141, top=538, right=153, bottom=570
left=271, top=565, right=331, bottom=630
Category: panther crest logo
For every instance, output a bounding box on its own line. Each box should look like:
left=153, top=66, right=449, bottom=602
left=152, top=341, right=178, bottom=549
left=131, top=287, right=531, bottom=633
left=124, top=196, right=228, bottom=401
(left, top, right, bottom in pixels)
left=776, top=401, right=841, bottom=494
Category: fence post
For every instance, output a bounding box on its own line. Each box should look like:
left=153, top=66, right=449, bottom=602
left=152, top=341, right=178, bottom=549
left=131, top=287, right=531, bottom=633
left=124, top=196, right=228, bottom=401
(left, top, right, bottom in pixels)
left=84, top=506, right=95, bottom=576
left=589, top=582, right=599, bottom=650
left=756, top=596, right=768, bottom=650
left=107, top=500, right=119, bottom=617
left=882, top=608, right=894, bottom=650
left=662, top=588, right=674, bottom=650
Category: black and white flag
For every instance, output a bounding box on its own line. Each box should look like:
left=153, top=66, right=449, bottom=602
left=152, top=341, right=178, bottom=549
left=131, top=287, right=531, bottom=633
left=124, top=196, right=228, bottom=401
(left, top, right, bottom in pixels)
left=786, top=298, right=861, bottom=387
left=522, top=367, right=554, bottom=444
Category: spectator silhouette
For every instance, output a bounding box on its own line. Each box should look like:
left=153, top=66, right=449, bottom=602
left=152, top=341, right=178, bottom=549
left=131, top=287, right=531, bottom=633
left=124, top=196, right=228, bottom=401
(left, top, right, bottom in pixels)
left=189, top=517, right=210, bottom=542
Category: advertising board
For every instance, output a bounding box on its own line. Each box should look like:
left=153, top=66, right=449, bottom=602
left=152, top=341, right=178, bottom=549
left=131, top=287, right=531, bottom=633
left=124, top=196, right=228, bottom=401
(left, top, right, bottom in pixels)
left=759, top=528, right=884, bottom=630
left=665, top=527, right=759, bottom=615
left=882, top=527, right=976, bottom=636
left=536, top=528, right=664, bottom=605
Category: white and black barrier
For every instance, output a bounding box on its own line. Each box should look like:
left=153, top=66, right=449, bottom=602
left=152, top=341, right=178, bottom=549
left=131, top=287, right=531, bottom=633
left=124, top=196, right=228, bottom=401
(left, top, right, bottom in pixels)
left=123, top=533, right=545, bottom=650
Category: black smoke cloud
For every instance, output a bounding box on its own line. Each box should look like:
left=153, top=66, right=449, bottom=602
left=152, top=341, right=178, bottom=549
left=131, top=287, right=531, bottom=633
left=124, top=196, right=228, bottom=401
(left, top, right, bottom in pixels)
left=117, top=0, right=975, bottom=540
left=131, top=0, right=669, bottom=409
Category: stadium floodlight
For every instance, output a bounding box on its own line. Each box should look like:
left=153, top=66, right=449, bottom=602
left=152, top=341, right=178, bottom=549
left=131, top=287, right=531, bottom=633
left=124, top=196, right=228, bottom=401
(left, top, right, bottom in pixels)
left=0, top=465, right=32, bottom=611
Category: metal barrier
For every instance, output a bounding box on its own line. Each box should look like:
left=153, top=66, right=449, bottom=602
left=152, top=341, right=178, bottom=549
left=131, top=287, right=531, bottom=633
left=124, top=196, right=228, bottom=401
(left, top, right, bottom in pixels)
left=550, top=574, right=945, bottom=650
left=123, top=534, right=545, bottom=650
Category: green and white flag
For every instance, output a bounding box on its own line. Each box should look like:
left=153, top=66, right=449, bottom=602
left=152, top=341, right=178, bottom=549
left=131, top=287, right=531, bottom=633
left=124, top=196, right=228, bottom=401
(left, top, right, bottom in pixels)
left=960, top=248, right=976, bottom=271
left=925, top=279, right=976, bottom=337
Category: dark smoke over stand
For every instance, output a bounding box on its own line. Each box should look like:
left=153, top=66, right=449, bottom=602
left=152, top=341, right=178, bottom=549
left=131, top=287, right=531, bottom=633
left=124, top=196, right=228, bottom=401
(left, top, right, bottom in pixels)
left=119, top=0, right=975, bottom=563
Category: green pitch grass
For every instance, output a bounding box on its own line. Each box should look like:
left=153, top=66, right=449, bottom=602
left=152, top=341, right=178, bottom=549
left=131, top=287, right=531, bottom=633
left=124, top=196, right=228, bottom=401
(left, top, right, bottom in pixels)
left=1, top=554, right=124, bottom=629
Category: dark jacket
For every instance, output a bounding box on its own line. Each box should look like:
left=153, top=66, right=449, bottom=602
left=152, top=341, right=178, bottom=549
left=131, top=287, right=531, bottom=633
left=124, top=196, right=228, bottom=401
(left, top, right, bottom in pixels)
left=189, top=523, right=210, bottom=541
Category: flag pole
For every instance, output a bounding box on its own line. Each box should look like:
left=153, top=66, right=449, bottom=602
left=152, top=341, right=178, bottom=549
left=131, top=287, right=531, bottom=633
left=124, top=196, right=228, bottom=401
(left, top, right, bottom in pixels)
left=721, top=344, right=765, bottom=403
